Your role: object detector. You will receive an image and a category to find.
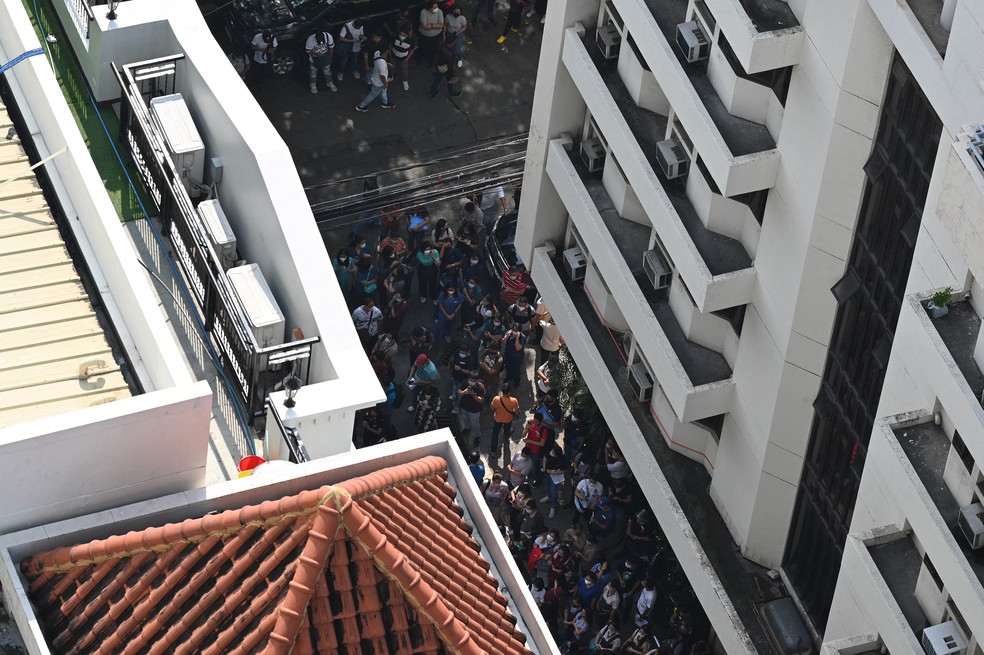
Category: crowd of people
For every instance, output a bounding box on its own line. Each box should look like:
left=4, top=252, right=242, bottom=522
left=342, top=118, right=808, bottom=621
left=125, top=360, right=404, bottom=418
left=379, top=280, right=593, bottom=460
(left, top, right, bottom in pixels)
left=233, top=0, right=546, bottom=105
left=342, top=186, right=709, bottom=654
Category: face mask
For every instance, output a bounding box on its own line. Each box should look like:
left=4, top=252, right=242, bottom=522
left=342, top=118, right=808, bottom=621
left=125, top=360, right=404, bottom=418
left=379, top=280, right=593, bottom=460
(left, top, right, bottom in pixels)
left=339, top=256, right=348, bottom=263
left=459, top=352, right=468, bottom=358
left=359, top=242, right=366, bottom=249
left=468, top=282, right=476, bottom=288
left=471, top=258, right=479, bottom=264
left=448, top=290, right=456, bottom=296
left=424, top=249, right=432, bottom=255
left=493, top=321, right=501, bottom=327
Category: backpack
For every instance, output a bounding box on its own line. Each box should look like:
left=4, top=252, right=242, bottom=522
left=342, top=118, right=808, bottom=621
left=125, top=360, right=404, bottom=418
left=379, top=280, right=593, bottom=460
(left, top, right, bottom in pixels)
left=392, top=383, right=405, bottom=409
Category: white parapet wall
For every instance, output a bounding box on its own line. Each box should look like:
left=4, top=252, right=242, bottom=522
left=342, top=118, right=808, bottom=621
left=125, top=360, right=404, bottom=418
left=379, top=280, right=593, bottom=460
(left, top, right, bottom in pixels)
left=46, top=0, right=384, bottom=456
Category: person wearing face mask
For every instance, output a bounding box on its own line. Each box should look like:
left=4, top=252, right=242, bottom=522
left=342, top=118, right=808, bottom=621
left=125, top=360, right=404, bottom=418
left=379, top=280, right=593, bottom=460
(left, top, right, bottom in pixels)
left=332, top=249, right=357, bottom=308
left=448, top=343, right=477, bottom=412
left=415, top=240, right=441, bottom=303
left=433, top=284, right=463, bottom=343
left=384, top=293, right=409, bottom=340
left=459, top=275, right=483, bottom=326
left=480, top=314, right=507, bottom=352
left=461, top=253, right=483, bottom=282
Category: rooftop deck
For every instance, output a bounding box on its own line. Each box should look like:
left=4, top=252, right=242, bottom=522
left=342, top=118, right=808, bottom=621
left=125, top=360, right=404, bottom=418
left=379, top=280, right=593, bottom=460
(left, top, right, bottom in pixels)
left=556, top=256, right=778, bottom=654
left=868, top=533, right=928, bottom=637
left=0, top=99, right=132, bottom=427
left=638, top=0, right=776, bottom=156
left=594, top=63, right=754, bottom=274
left=904, top=0, right=949, bottom=57
left=930, top=300, right=984, bottom=405
left=893, top=421, right=984, bottom=586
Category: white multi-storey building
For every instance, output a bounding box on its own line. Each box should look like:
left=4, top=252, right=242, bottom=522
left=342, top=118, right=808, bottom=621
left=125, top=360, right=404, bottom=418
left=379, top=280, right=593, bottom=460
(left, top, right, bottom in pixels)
left=517, top=0, right=984, bottom=651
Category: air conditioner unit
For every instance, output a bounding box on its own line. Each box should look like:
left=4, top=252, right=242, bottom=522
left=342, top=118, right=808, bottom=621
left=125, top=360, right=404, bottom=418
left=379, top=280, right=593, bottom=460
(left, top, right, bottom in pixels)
left=655, top=138, right=690, bottom=180
left=197, top=199, right=238, bottom=270
left=226, top=263, right=286, bottom=350
left=676, top=20, right=710, bottom=63
left=149, top=94, right=205, bottom=196
left=580, top=138, right=606, bottom=174
left=596, top=23, right=621, bottom=60
left=642, top=249, right=671, bottom=290
left=922, top=622, right=967, bottom=655
left=627, top=362, right=653, bottom=402
left=563, top=246, right=586, bottom=281
left=958, top=502, right=984, bottom=550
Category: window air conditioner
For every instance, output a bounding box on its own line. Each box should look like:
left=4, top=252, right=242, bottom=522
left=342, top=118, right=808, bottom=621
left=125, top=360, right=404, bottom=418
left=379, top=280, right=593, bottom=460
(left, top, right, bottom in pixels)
left=958, top=502, right=984, bottom=550
left=596, top=23, right=621, bottom=60
left=655, top=138, right=690, bottom=180
left=922, top=622, right=967, bottom=655
left=580, top=138, right=606, bottom=174
left=642, top=249, right=671, bottom=290
left=563, top=246, right=587, bottom=281
left=676, top=20, right=710, bottom=63
left=627, top=362, right=653, bottom=402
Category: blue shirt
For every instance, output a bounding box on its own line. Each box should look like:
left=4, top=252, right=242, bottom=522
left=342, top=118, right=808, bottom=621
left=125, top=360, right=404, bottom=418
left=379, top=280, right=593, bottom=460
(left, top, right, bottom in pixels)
left=414, top=361, right=439, bottom=382
left=469, top=462, right=485, bottom=486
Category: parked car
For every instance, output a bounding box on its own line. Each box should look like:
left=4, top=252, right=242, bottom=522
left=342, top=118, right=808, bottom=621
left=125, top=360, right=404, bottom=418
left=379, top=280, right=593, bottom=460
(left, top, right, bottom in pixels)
left=484, top=212, right=537, bottom=301
left=225, top=0, right=452, bottom=76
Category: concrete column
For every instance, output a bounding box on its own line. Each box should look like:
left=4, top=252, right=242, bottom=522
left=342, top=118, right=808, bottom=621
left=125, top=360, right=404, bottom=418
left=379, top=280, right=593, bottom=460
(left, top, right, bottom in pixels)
left=940, top=0, right=957, bottom=31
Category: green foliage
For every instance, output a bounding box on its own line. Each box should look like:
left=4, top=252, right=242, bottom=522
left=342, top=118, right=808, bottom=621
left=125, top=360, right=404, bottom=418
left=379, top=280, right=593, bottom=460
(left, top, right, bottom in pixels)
left=931, top=286, right=953, bottom=308
left=548, top=346, right=608, bottom=452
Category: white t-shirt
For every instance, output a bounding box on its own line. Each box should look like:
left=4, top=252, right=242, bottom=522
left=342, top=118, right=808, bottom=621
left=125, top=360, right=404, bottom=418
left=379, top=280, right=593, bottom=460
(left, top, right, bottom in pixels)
left=480, top=185, right=505, bottom=210
left=509, top=452, right=533, bottom=484
left=607, top=458, right=629, bottom=479
left=635, top=587, right=657, bottom=626
left=342, top=22, right=364, bottom=52
left=540, top=321, right=563, bottom=352
left=445, top=13, right=468, bottom=35
left=369, top=55, right=388, bottom=87
left=251, top=33, right=278, bottom=64
left=575, top=479, right=603, bottom=512
left=305, top=32, right=334, bottom=60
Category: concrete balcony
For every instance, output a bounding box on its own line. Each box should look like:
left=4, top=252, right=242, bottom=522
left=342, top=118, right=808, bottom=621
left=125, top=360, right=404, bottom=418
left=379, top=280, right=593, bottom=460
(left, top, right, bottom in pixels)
left=604, top=0, right=781, bottom=195
left=904, top=295, right=984, bottom=452
left=561, top=31, right=757, bottom=311
left=702, top=0, right=804, bottom=73
left=871, top=414, right=984, bottom=631
left=529, top=245, right=784, bottom=655
left=545, top=139, right=735, bottom=423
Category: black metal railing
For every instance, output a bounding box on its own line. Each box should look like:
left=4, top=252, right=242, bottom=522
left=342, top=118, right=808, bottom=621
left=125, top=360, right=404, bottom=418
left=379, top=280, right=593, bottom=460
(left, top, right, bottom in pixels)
left=267, top=400, right=310, bottom=463
left=113, top=55, right=320, bottom=425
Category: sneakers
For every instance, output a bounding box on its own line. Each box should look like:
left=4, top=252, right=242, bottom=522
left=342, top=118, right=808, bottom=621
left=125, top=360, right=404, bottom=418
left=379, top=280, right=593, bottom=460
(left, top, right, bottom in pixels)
left=539, top=495, right=550, bottom=504
left=355, top=105, right=368, bottom=112
left=497, top=35, right=506, bottom=44
left=451, top=407, right=460, bottom=415
left=407, top=404, right=416, bottom=412
left=511, top=27, right=522, bottom=34
left=457, top=59, right=463, bottom=68
left=353, top=70, right=361, bottom=79
left=433, top=299, right=439, bottom=306
left=420, top=296, right=427, bottom=303
left=526, top=8, right=536, bottom=18
left=329, top=82, right=338, bottom=92
left=309, top=83, right=318, bottom=94
left=403, top=80, right=409, bottom=91
left=449, top=91, right=462, bottom=97
left=381, top=103, right=397, bottom=109
left=337, top=72, right=344, bottom=81
left=548, top=507, right=556, bottom=519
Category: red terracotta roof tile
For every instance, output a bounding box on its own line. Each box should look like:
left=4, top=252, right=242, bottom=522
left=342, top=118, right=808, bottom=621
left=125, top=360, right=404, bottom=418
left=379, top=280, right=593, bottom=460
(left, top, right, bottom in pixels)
left=21, top=456, right=532, bottom=655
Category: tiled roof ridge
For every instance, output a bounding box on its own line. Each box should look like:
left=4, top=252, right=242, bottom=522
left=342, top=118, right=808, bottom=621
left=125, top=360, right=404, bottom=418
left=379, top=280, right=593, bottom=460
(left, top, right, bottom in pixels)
left=339, top=498, right=481, bottom=655
left=21, top=486, right=351, bottom=578
left=23, top=459, right=451, bottom=578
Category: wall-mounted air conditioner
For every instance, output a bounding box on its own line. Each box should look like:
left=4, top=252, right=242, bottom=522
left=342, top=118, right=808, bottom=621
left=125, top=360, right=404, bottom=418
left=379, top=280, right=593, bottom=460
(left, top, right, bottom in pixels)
left=655, top=138, right=690, bottom=180
left=149, top=93, right=205, bottom=196
left=676, top=20, right=710, bottom=63
left=563, top=246, right=586, bottom=281
left=922, top=622, right=967, bottom=655
left=596, top=23, right=621, bottom=60
left=197, top=199, right=238, bottom=270
left=581, top=138, right=606, bottom=174
left=958, top=502, right=984, bottom=550
left=627, top=362, right=653, bottom=402
left=642, top=249, right=671, bottom=290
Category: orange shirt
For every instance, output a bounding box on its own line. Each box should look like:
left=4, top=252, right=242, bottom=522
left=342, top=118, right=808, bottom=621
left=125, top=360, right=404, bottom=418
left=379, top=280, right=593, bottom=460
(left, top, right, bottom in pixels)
left=491, top=394, right=519, bottom=423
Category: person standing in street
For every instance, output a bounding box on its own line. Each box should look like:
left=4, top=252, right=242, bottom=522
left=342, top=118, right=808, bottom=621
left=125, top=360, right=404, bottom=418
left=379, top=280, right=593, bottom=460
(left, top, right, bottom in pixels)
left=501, top=325, right=528, bottom=388
left=444, top=5, right=468, bottom=68
left=490, top=383, right=520, bottom=453
left=305, top=30, right=337, bottom=93
left=249, top=30, right=277, bottom=86
left=418, top=1, right=445, bottom=65
left=356, top=48, right=396, bottom=111
left=390, top=22, right=416, bottom=91
left=497, top=0, right=526, bottom=44
left=336, top=19, right=365, bottom=81
left=458, top=370, right=486, bottom=445
left=430, top=34, right=462, bottom=98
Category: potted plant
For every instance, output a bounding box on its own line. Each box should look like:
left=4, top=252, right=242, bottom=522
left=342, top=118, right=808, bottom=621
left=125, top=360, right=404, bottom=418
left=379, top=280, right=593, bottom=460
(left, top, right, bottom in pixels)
left=928, top=287, right=952, bottom=319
